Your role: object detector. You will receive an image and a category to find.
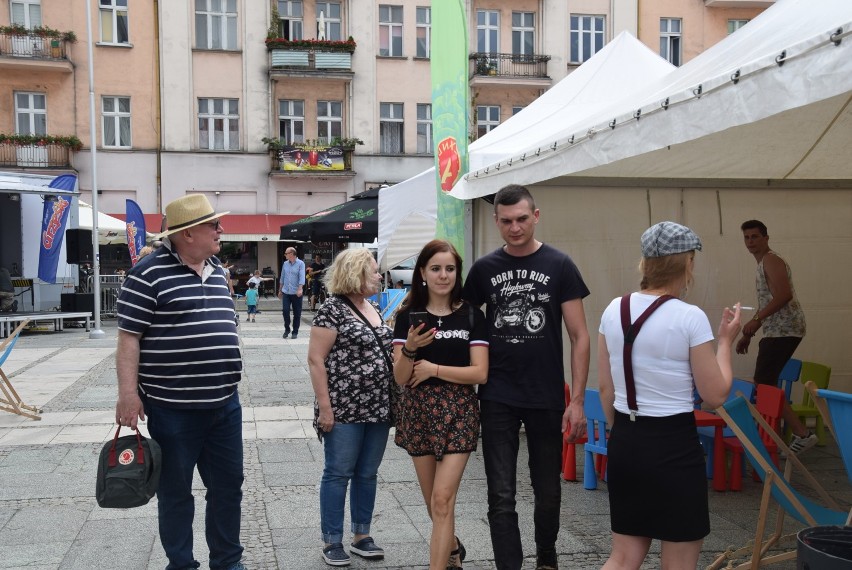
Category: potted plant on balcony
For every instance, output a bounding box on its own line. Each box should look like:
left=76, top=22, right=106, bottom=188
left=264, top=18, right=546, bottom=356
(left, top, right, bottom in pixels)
left=264, top=36, right=357, bottom=53
left=474, top=56, right=490, bottom=76
left=330, top=136, right=363, bottom=169
left=0, top=133, right=83, bottom=150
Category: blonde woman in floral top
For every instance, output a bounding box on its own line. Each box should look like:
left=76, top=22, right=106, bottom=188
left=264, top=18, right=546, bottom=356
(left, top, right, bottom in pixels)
left=307, top=247, right=392, bottom=566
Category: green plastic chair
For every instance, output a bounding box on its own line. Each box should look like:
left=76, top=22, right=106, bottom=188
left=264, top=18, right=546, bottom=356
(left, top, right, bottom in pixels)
left=786, top=361, right=831, bottom=446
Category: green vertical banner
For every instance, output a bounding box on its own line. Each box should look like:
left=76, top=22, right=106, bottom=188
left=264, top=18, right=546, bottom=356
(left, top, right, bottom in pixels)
left=430, top=1, right=468, bottom=254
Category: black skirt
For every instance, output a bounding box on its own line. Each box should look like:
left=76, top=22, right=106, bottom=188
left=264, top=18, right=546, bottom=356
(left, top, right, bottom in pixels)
left=606, top=410, right=710, bottom=542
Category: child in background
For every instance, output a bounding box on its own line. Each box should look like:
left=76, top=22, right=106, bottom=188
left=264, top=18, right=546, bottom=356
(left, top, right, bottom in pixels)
left=246, top=281, right=259, bottom=322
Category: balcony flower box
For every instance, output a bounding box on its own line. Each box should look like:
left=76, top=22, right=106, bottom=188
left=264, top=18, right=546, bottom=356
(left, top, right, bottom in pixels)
left=264, top=36, right=356, bottom=53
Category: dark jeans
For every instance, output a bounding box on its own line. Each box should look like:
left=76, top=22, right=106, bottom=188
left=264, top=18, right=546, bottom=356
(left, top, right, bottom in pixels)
left=754, top=336, right=802, bottom=385
left=281, top=293, right=302, bottom=334
left=145, top=393, right=244, bottom=570
left=480, top=400, right=563, bottom=570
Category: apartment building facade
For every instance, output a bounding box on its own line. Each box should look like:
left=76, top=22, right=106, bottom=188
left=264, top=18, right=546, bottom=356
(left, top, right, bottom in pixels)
left=0, top=0, right=773, bottom=264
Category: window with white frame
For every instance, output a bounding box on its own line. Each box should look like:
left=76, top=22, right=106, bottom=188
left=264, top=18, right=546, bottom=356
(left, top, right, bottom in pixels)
left=279, top=100, right=304, bottom=144
left=14, top=92, right=46, bottom=135
left=317, top=101, right=342, bottom=143
left=727, top=19, right=749, bottom=34
left=102, top=96, right=131, bottom=148
left=512, top=12, right=534, bottom=57
left=477, top=10, right=499, bottom=54
left=10, top=0, right=41, bottom=28
left=512, top=106, right=524, bottom=116
left=569, top=15, right=604, bottom=63
left=380, top=102, right=404, bottom=154
left=416, top=7, right=430, bottom=58
left=198, top=98, right=239, bottom=150
left=379, top=5, right=403, bottom=56
left=278, top=0, right=303, bottom=40
left=99, top=0, right=129, bottom=44
left=316, top=2, right=340, bottom=41
left=195, top=0, right=237, bottom=50
left=416, top=103, right=432, bottom=154
left=660, top=18, right=682, bottom=66
left=476, top=105, right=499, bottom=139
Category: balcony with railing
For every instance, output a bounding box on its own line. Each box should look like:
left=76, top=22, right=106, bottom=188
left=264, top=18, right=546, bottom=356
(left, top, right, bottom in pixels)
left=0, top=26, right=75, bottom=72
left=0, top=135, right=80, bottom=168
left=267, top=37, right=356, bottom=78
left=469, top=52, right=551, bottom=86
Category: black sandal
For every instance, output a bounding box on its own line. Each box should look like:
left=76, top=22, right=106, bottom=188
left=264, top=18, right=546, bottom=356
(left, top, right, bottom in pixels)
left=446, top=535, right=466, bottom=569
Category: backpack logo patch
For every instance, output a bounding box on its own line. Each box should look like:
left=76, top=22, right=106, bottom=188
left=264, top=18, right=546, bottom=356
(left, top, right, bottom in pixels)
left=118, top=449, right=135, bottom=465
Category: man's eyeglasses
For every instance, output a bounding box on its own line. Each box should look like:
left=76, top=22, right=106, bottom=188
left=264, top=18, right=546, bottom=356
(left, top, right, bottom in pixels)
left=200, top=220, right=223, bottom=231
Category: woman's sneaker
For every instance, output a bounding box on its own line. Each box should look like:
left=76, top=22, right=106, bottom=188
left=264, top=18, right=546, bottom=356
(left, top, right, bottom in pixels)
left=789, top=431, right=819, bottom=455
left=322, top=543, right=350, bottom=566
left=350, top=537, right=385, bottom=559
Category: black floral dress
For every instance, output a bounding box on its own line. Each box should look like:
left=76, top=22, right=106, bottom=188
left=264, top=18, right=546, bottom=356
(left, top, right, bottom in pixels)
left=312, top=295, right=393, bottom=439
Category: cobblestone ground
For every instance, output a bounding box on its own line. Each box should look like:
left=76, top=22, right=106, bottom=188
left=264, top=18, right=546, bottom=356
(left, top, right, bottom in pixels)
left=0, top=299, right=847, bottom=569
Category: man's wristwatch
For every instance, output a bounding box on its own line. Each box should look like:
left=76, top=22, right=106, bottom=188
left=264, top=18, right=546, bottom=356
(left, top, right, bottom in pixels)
left=752, top=314, right=762, bottom=323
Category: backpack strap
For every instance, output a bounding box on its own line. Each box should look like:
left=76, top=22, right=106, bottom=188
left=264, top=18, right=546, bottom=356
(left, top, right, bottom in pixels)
left=619, top=293, right=676, bottom=420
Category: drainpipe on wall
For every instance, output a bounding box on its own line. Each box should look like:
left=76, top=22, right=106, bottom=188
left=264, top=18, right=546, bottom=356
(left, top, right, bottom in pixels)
left=153, top=0, right=163, bottom=217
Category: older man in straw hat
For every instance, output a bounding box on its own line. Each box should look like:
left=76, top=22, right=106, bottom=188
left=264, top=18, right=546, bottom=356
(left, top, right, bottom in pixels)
left=115, top=194, right=247, bottom=570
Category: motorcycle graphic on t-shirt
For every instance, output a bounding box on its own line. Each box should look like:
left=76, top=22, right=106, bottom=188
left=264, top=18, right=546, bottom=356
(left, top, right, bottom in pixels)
left=493, top=292, right=546, bottom=334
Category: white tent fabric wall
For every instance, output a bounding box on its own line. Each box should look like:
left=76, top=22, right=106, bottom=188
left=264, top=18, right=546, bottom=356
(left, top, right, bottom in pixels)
left=454, top=0, right=852, bottom=392
left=451, top=0, right=852, bottom=198
left=377, top=31, right=675, bottom=269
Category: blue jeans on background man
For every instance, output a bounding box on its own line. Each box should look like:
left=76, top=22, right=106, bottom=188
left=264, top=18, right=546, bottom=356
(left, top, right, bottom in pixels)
left=480, top=400, right=564, bottom=570
left=281, top=293, right=302, bottom=335
left=320, top=422, right=391, bottom=544
left=145, top=393, right=244, bottom=570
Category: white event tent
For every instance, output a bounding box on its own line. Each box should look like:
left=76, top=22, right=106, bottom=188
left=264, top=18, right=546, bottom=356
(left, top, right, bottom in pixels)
left=78, top=201, right=151, bottom=245
left=448, top=0, right=852, bottom=391
left=377, top=31, right=675, bottom=269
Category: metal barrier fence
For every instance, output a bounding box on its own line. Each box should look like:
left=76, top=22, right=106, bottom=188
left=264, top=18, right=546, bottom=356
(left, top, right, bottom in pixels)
left=85, top=275, right=123, bottom=317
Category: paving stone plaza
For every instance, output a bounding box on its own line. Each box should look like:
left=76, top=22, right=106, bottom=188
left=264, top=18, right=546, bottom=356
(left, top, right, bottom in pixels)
left=0, top=298, right=848, bottom=569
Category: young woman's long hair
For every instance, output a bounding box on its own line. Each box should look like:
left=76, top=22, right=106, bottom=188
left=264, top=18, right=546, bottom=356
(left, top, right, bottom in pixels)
left=399, top=239, right=464, bottom=313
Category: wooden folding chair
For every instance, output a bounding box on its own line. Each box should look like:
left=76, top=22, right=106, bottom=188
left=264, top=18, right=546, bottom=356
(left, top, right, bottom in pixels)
left=0, top=320, right=42, bottom=420
left=708, top=396, right=848, bottom=569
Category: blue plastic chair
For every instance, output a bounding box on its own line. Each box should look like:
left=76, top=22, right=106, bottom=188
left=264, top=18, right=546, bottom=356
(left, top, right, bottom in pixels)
left=814, top=387, right=852, bottom=484
left=583, top=389, right=608, bottom=490
left=697, top=378, right=755, bottom=478
left=0, top=320, right=41, bottom=420
left=776, top=358, right=801, bottom=403
left=709, top=396, right=849, bottom=569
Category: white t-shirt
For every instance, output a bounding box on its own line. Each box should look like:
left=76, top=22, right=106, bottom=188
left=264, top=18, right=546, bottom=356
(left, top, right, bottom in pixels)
left=599, top=292, right=714, bottom=417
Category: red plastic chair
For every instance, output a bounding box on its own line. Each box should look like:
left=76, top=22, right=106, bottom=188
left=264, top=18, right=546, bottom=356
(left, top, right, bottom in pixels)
left=561, top=384, right=588, bottom=481
left=722, top=384, right=784, bottom=491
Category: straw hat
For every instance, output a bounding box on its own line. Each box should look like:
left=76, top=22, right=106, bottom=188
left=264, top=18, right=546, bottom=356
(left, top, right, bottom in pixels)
left=156, top=194, right=229, bottom=238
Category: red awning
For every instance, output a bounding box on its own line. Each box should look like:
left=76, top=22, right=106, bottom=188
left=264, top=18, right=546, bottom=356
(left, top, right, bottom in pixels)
left=110, top=213, right=303, bottom=241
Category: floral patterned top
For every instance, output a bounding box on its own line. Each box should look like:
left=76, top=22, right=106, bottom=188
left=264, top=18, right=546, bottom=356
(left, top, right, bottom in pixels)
left=312, top=295, right=394, bottom=439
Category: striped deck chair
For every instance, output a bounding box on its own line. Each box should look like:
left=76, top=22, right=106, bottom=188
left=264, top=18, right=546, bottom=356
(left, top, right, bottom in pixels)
left=0, top=320, right=41, bottom=420
left=708, top=396, right=849, bottom=569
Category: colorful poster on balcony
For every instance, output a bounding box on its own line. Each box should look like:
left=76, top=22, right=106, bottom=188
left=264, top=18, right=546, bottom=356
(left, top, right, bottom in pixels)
left=125, top=199, right=146, bottom=266
left=431, top=1, right=468, bottom=256
left=37, top=174, right=77, bottom=284
left=276, top=146, right=345, bottom=171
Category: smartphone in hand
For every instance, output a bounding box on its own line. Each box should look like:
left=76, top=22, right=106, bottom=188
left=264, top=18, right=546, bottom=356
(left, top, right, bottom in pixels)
left=409, top=311, right=429, bottom=329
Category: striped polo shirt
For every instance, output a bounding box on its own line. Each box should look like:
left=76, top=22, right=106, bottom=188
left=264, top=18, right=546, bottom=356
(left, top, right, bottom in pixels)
left=117, top=242, right=242, bottom=409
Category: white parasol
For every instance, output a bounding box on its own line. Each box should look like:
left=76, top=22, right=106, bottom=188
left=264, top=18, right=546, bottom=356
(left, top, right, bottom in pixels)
left=317, top=11, right=326, bottom=40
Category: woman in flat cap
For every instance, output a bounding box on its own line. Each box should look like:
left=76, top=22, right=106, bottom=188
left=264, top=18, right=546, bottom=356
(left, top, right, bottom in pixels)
left=597, top=221, right=742, bottom=569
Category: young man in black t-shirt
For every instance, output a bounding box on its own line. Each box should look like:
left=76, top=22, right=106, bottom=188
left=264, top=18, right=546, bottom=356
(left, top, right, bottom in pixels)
left=463, top=184, right=591, bottom=570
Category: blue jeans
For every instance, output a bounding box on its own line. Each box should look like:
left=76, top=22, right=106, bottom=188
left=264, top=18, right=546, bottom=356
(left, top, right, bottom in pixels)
left=281, top=293, right=302, bottom=334
left=145, top=393, right=244, bottom=570
left=480, top=400, right=563, bottom=570
left=320, top=422, right=391, bottom=544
